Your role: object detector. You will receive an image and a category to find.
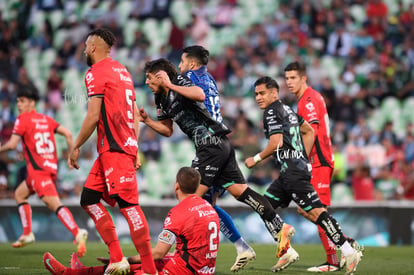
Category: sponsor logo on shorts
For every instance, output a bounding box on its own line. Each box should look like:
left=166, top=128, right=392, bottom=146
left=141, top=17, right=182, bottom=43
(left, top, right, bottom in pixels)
left=41, top=180, right=53, bottom=188
left=317, top=183, right=330, bottom=189
left=105, top=167, right=113, bottom=177
left=120, top=176, right=134, bottom=183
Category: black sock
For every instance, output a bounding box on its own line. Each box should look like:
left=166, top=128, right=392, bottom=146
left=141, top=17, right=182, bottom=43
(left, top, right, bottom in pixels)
left=316, top=211, right=346, bottom=247
left=237, top=187, right=284, bottom=240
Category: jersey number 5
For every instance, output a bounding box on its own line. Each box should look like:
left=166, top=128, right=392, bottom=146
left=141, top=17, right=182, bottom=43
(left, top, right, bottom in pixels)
left=126, top=89, right=133, bottom=120
left=34, top=132, right=55, bottom=154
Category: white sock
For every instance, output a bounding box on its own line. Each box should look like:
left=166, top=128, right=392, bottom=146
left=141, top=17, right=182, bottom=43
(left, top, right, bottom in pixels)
left=340, top=241, right=354, bottom=257
left=234, top=238, right=250, bottom=254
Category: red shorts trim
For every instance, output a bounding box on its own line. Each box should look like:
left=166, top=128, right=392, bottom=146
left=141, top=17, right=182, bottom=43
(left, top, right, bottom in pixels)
left=310, top=166, right=333, bottom=206
left=26, top=171, right=58, bottom=198
left=84, top=151, right=139, bottom=205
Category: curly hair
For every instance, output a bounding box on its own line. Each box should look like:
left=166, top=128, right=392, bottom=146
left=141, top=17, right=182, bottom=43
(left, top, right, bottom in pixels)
left=87, top=28, right=116, bottom=47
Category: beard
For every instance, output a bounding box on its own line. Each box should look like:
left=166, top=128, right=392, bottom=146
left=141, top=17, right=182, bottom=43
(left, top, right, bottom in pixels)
left=86, top=55, right=93, bottom=67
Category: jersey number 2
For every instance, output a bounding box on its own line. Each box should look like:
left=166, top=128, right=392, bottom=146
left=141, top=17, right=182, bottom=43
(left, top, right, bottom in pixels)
left=208, top=221, right=218, bottom=251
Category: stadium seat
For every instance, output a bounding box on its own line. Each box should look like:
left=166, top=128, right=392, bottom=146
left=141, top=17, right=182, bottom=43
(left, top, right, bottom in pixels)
left=331, top=183, right=354, bottom=203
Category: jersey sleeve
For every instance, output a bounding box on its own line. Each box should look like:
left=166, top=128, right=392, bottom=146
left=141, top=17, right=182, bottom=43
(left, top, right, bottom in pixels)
left=264, top=106, right=283, bottom=138
left=47, top=116, right=60, bottom=132
left=162, top=210, right=181, bottom=237
left=12, top=116, right=25, bottom=136
left=299, top=96, right=319, bottom=124
left=175, top=74, right=195, bottom=87
left=85, top=69, right=105, bottom=98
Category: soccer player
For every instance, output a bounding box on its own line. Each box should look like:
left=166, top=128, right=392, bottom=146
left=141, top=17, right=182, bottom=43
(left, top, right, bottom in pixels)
left=178, top=45, right=256, bottom=271
left=43, top=167, right=220, bottom=275
left=284, top=61, right=339, bottom=272
left=68, top=28, right=156, bottom=275
left=139, top=58, right=297, bottom=272
left=0, top=88, right=88, bottom=257
left=246, top=76, right=362, bottom=275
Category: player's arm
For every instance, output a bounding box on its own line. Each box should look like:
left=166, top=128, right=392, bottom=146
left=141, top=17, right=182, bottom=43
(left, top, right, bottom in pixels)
left=69, top=97, right=102, bottom=169
left=245, top=133, right=283, bottom=168
left=157, top=71, right=205, bottom=102
left=300, top=120, right=315, bottom=158
left=0, top=134, right=21, bottom=152
left=133, top=102, right=142, bottom=169
left=125, top=230, right=174, bottom=264
left=55, top=125, right=73, bottom=155
left=138, top=107, right=174, bottom=137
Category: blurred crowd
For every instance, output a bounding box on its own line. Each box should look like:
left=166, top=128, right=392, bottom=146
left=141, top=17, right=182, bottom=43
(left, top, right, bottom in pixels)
left=0, top=0, right=414, bottom=201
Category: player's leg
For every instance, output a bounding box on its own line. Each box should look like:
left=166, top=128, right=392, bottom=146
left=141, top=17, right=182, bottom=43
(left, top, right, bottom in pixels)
left=261, top=179, right=300, bottom=272
left=291, top=182, right=362, bottom=275
left=213, top=205, right=257, bottom=271
left=44, top=252, right=107, bottom=275
left=203, top=187, right=256, bottom=270
left=298, top=206, right=339, bottom=272
left=303, top=166, right=339, bottom=272
left=12, top=180, right=35, bottom=247
left=103, top=152, right=156, bottom=275
left=193, top=140, right=258, bottom=271
left=81, top=157, right=127, bottom=273
left=35, top=172, right=88, bottom=257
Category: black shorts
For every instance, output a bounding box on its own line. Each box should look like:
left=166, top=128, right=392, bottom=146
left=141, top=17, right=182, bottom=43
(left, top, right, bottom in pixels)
left=264, top=172, right=323, bottom=211
left=192, top=136, right=245, bottom=188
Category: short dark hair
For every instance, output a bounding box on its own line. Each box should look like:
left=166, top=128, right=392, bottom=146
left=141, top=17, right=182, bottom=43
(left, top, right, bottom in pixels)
left=144, top=58, right=177, bottom=80
left=87, top=28, right=116, bottom=47
left=17, top=88, right=39, bottom=102
left=254, top=76, right=280, bottom=91
left=176, top=167, right=200, bottom=194
left=182, top=45, right=209, bottom=65
left=284, top=61, right=307, bottom=77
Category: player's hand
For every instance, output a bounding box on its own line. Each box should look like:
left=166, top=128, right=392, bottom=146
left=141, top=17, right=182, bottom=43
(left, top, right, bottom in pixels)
left=138, top=107, right=148, bottom=122
left=156, top=70, right=172, bottom=89
left=245, top=157, right=257, bottom=169
left=135, top=154, right=142, bottom=170
left=68, top=148, right=80, bottom=169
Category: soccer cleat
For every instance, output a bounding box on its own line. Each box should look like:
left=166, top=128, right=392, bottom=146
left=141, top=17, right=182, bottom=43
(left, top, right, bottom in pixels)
left=271, top=247, right=299, bottom=272
left=344, top=250, right=362, bottom=275
left=12, top=232, right=35, bottom=248
left=74, top=228, right=88, bottom=257
left=104, top=257, right=130, bottom=275
left=340, top=239, right=364, bottom=269
left=70, top=252, right=85, bottom=269
left=275, top=223, right=296, bottom=258
left=43, top=252, right=67, bottom=275
left=306, top=262, right=340, bottom=272
left=230, top=248, right=256, bottom=272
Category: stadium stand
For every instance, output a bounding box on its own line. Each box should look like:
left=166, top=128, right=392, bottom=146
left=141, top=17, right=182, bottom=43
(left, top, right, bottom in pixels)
left=0, top=0, right=414, bottom=202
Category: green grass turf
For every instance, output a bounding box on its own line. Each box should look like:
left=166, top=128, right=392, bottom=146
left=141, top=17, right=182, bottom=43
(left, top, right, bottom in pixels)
left=0, top=242, right=412, bottom=274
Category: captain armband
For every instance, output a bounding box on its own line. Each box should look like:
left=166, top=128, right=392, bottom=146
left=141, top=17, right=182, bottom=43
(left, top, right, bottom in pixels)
left=158, top=229, right=177, bottom=245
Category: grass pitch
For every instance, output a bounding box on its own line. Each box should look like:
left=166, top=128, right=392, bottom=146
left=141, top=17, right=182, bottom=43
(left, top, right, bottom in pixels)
left=0, top=242, right=412, bottom=274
